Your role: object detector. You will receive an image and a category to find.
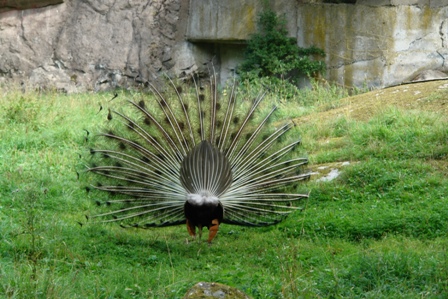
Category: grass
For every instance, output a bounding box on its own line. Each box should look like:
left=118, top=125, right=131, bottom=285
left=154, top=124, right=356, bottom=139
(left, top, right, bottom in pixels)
left=1, top=80, right=448, bottom=298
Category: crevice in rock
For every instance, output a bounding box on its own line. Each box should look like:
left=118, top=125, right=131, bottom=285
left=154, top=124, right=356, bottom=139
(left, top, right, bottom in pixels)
left=439, top=20, right=446, bottom=48
left=437, top=51, right=446, bottom=68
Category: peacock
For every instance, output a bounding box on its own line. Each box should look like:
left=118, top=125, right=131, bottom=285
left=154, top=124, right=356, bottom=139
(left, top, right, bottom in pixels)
left=85, top=72, right=310, bottom=243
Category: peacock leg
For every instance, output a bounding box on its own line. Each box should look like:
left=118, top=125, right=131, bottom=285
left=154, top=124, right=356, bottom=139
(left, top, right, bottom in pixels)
left=186, top=219, right=196, bottom=237
left=207, top=219, right=220, bottom=243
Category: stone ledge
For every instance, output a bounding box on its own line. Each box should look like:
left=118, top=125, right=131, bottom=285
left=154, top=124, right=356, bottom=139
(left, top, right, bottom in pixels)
left=356, top=0, right=446, bottom=7
left=187, top=0, right=296, bottom=42
left=0, top=0, right=63, bottom=13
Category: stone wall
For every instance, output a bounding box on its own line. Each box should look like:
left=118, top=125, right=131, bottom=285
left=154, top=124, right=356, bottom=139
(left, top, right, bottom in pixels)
left=188, top=0, right=448, bottom=88
left=1, top=0, right=447, bottom=91
left=0, top=0, right=189, bottom=92
left=0, top=0, right=63, bottom=13
left=298, top=3, right=448, bottom=87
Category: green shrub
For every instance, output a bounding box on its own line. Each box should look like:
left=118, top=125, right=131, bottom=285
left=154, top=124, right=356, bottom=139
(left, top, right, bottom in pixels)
left=238, top=7, right=325, bottom=94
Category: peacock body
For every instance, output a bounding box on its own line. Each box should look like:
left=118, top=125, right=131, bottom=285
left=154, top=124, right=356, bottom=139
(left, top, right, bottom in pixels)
left=86, top=74, right=310, bottom=243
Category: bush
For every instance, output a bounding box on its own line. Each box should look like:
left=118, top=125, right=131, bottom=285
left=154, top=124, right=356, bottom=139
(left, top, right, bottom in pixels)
left=238, top=7, right=325, bottom=92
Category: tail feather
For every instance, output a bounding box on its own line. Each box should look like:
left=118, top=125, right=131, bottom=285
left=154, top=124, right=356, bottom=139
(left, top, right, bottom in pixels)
left=225, top=91, right=267, bottom=161
left=146, top=83, right=192, bottom=156
left=85, top=72, right=310, bottom=229
left=128, top=101, right=186, bottom=161
left=216, top=81, right=237, bottom=151
left=232, top=122, right=294, bottom=178
left=208, top=73, right=218, bottom=143
left=180, top=140, right=232, bottom=197
left=166, top=77, right=196, bottom=148
left=230, top=105, right=277, bottom=170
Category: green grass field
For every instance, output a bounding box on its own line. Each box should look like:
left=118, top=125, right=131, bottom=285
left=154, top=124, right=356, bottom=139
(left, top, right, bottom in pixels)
left=1, top=81, right=447, bottom=298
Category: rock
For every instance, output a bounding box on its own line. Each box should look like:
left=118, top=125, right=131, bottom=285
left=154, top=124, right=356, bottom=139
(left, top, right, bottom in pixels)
left=28, top=65, right=82, bottom=93
left=297, top=3, right=448, bottom=88
left=0, top=0, right=192, bottom=93
left=1, top=0, right=448, bottom=91
left=0, top=0, right=63, bottom=13
left=183, top=282, right=251, bottom=299
left=411, top=70, right=448, bottom=82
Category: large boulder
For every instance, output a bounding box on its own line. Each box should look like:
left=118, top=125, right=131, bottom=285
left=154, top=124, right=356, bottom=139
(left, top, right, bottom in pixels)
left=183, top=282, right=251, bottom=299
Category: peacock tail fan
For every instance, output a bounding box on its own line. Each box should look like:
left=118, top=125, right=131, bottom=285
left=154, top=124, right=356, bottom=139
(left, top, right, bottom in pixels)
left=84, top=72, right=310, bottom=241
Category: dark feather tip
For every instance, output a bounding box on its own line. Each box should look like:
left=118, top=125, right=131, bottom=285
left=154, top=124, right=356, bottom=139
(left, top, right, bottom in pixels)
left=110, top=92, right=118, bottom=101
left=138, top=100, right=146, bottom=109
left=179, top=122, right=185, bottom=130
left=95, top=200, right=102, bottom=206
left=199, top=94, right=205, bottom=102
left=107, top=108, right=113, bottom=121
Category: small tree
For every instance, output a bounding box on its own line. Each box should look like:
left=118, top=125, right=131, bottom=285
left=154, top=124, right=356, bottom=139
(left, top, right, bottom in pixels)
left=239, top=8, right=325, bottom=87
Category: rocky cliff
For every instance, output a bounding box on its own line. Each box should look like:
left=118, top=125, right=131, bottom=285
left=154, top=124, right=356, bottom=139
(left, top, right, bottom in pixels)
left=1, top=0, right=447, bottom=92
left=0, top=0, right=190, bottom=92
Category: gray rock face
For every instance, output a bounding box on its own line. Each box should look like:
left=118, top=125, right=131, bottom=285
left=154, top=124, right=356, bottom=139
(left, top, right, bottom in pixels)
left=0, top=0, right=63, bottom=13
left=411, top=69, right=448, bottom=82
left=296, top=3, right=448, bottom=87
left=1, top=0, right=448, bottom=92
left=0, top=0, right=189, bottom=92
